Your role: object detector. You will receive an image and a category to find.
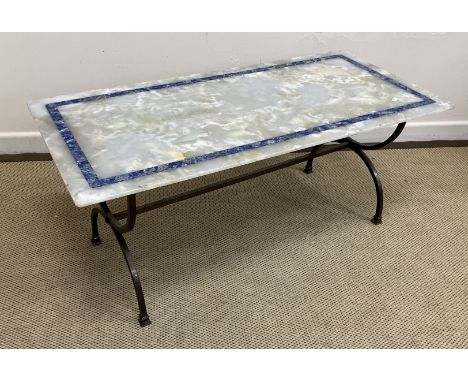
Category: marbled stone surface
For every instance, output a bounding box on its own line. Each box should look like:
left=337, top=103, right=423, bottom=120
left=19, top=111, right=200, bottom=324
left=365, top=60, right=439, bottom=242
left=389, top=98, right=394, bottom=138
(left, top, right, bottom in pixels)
left=28, top=52, right=450, bottom=207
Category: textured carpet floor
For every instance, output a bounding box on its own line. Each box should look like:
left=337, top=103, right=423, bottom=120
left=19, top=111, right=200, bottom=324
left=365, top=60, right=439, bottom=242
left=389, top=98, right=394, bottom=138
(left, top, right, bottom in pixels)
left=0, top=147, right=467, bottom=348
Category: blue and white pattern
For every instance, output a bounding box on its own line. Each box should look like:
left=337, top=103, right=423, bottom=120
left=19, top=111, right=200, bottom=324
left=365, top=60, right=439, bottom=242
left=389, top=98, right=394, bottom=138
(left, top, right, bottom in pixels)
left=44, top=54, right=435, bottom=189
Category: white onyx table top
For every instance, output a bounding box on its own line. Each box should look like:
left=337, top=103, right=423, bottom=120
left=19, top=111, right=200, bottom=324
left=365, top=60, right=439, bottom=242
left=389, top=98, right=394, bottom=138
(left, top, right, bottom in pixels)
left=29, top=52, right=450, bottom=207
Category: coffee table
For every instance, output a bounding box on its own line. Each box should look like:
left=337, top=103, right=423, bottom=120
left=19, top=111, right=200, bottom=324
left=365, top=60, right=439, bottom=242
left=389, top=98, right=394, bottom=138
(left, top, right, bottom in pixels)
left=28, top=52, right=450, bottom=326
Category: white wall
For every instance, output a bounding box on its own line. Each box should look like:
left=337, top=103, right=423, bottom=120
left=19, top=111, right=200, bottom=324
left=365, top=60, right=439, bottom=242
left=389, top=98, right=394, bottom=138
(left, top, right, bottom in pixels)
left=0, top=32, right=467, bottom=153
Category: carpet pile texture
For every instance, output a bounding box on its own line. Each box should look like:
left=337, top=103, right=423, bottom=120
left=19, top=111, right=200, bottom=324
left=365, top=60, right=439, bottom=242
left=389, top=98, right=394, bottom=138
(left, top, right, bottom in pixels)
left=0, top=147, right=467, bottom=348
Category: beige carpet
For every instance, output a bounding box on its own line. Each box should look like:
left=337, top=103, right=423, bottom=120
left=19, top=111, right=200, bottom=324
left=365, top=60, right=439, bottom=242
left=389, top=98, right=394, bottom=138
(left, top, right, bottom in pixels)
left=0, top=147, right=467, bottom=348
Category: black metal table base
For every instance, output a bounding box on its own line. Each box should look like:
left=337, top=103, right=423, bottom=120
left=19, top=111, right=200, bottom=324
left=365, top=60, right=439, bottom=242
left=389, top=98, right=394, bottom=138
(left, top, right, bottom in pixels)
left=90, top=122, right=406, bottom=326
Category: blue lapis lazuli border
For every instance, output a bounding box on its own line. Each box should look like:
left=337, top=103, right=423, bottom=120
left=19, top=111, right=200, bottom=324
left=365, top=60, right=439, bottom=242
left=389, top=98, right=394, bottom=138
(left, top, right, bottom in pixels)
left=45, top=54, right=436, bottom=188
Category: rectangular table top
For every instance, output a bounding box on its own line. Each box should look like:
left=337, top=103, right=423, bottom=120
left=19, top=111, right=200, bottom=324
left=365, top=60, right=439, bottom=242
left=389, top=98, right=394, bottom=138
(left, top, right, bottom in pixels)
left=29, top=52, right=450, bottom=207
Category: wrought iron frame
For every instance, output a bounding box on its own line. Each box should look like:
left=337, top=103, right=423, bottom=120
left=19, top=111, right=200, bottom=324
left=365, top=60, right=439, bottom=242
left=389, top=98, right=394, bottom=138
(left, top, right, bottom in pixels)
left=90, top=122, right=406, bottom=327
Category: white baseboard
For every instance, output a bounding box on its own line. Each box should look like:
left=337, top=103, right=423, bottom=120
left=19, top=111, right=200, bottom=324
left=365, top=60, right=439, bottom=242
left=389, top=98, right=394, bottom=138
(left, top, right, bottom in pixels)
left=0, top=121, right=467, bottom=154
left=354, top=120, right=468, bottom=143
left=0, top=131, right=47, bottom=154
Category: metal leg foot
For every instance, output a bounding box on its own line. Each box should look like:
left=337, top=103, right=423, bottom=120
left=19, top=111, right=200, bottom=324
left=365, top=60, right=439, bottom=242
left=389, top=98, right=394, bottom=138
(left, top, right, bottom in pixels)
left=371, top=215, right=382, bottom=225
left=139, top=314, right=152, bottom=327
left=91, top=236, right=102, bottom=246
left=304, top=163, right=313, bottom=174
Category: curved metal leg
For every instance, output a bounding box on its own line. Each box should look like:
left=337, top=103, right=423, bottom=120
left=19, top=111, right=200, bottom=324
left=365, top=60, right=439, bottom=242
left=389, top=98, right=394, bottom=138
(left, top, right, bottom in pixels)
left=335, top=122, right=406, bottom=224
left=347, top=122, right=406, bottom=150
left=90, top=195, right=151, bottom=326
left=304, top=145, right=323, bottom=174
left=91, top=207, right=102, bottom=245
left=110, top=227, right=151, bottom=327
left=346, top=141, right=383, bottom=225
left=91, top=195, right=136, bottom=246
